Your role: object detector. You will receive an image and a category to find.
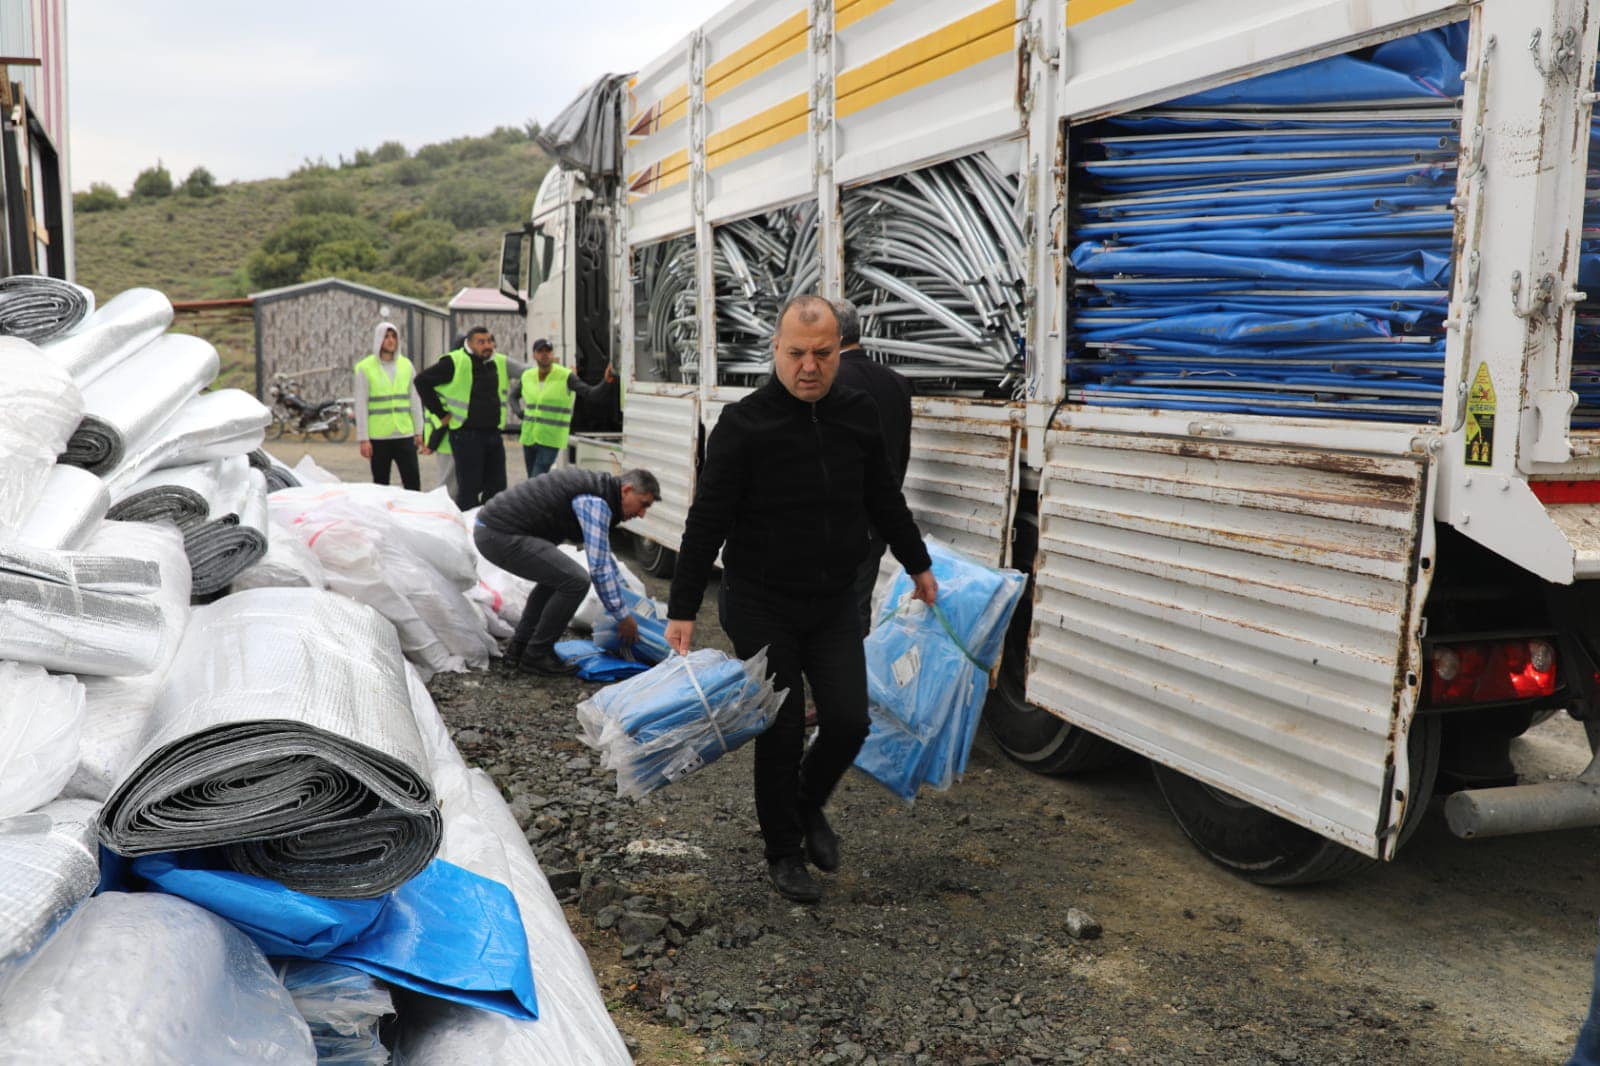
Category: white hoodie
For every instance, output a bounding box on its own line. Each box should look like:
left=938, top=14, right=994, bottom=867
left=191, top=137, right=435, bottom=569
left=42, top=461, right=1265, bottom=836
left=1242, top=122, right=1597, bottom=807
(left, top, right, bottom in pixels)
left=354, top=320, right=425, bottom=441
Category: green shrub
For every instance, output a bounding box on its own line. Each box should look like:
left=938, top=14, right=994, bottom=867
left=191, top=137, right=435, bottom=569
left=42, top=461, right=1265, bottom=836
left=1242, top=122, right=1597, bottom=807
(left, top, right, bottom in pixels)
left=294, top=187, right=358, bottom=216
left=115, top=230, right=136, bottom=248
left=390, top=219, right=464, bottom=277
left=456, top=136, right=503, bottom=161
left=388, top=205, right=428, bottom=231
left=181, top=166, right=218, bottom=198
left=393, top=158, right=430, bottom=187
left=131, top=163, right=173, bottom=199
left=306, top=237, right=380, bottom=277
left=427, top=178, right=512, bottom=229
left=340, top=269, right=439, bottom=301
left=74, top=182, right=122, bottom=212
left=416, top=143, right=453, bottom=169
left=373, top=141, right=407, bottom=163
left=247, top=212, right=384, bottom=289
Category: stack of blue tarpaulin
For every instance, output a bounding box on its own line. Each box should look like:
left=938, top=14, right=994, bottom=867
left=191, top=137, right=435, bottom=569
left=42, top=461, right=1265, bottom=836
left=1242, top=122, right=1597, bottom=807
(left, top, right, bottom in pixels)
left=1572, top=61, right=1600, bottom=424
left=576, top=649, right=786, bottom=799
left=1068, top=24, right=1467, bottom=423
left=555, top=638, right=652, bottom=682
left=592, top=588, right=672, bottom=665
left=854, top=541, right=1027, bottom=801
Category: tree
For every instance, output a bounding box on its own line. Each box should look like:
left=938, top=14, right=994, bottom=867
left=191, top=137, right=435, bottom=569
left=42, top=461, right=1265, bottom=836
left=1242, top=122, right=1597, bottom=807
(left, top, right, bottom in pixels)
left=392, top=158, right=430, bottom=187
left=247, top=213, right=384, bottom=289
left=74, top=182, right=122, bottom=213
left=181, top=166, right=218, bottom=198
left=373, top=140, right=407, bottom=163
left=427, top=178, right=512, bottom=230
left=389, top=219, right=464, bottom=278
left=131, top=162, right=173, bottom=199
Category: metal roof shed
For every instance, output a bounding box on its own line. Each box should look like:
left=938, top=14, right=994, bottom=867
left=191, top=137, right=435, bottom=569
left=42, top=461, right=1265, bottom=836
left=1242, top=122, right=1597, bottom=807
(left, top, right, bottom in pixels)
left=448, top=287, right=528, bottom=362
left=251, top=277, right=449, bottom=402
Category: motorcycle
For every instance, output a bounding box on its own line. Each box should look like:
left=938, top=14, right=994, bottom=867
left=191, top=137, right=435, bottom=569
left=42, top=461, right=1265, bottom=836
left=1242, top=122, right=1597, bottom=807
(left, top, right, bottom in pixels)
left=266, top=374, right=351, bottom=442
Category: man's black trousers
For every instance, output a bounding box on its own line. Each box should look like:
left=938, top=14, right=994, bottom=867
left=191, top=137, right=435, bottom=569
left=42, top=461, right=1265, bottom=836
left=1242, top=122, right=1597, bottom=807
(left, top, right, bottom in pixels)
left=718, top=576, right=870, bottom=862
left=368, top=437, right=420, bottom=491
left=474, top=524, right=590, bottom=661
left=450, top=427, right=507, bottom=510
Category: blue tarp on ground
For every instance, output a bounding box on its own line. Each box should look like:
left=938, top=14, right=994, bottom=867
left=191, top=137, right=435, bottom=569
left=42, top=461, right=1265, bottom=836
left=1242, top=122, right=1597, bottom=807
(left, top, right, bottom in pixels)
left=124, top=852, right=539, bottom=1021
left=556, top=638, right=652, bottom=682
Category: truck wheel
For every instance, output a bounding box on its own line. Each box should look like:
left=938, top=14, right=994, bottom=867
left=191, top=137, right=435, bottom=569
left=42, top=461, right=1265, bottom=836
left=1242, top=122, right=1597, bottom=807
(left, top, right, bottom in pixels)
left=1150, top=714, right=1441, bottom=886
left=635, top=535, right=676, bottom=578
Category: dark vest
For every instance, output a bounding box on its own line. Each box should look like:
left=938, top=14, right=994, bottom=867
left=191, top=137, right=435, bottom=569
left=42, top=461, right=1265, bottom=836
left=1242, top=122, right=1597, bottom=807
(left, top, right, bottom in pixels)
left=478, top=467, right=622, bottom=545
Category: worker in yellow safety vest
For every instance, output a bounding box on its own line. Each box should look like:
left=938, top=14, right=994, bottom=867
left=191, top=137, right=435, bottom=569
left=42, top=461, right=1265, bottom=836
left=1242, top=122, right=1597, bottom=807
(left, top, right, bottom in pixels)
left=414, top=326, right=529, bottom=509
left=514, top=337, right=617, bottom=478
left=353, top=321, right=425, bottom=490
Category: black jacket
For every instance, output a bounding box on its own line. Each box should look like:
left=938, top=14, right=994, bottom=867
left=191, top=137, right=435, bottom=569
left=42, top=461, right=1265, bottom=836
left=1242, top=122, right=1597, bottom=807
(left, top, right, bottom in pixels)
left=835, top=347, right=913, bottom=488
left=477, top=467, right=621, bottom=545
left=667, top=377, right=931, bottom=620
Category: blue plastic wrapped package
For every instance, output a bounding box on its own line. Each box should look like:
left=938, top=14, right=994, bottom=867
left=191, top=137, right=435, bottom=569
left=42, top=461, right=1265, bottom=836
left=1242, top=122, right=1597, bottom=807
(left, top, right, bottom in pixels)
left=591, top=588, right=672, bottom=665
left=576, top=649, right=786, bottom=799
left=555, top=639, right=652, bottom=682
left=275, top=960, right=393, bottom=1065
left=854, top=541, right=1027, bottom=802
left=127, top=850, right=539, bottom=1021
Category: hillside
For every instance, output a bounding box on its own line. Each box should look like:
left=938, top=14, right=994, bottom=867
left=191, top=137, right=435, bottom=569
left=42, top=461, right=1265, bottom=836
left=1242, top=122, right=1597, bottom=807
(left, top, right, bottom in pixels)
left=73, top=131, right=552, bottom=390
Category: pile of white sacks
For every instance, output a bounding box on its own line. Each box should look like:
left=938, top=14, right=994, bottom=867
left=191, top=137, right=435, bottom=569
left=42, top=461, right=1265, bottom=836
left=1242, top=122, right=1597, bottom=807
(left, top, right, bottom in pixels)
left=0, top=280, right=631, bottom=1063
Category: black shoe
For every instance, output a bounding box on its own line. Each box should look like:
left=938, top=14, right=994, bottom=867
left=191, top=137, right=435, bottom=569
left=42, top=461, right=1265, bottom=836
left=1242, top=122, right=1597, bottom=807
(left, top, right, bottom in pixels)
left=499, top=644, right=526, bottom=672
left=767, top=856, right=821, bottom=903
left=801, top=807, right=839, bottom=873
left=518, top=650, right=578, bottom=677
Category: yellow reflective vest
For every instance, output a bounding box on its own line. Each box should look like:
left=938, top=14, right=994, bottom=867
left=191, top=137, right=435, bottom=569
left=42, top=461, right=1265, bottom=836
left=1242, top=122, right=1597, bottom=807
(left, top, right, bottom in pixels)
left=428, top=349, right=509, bottom=454
left=354, top=354, right=416, bottom=439
left=519, top=364, right=576, bottom=449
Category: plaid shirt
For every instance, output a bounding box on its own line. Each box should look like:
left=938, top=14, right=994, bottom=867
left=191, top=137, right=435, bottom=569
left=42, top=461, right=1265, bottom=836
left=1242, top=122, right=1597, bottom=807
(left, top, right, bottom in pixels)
left=572, top=495, right=626, bottom=619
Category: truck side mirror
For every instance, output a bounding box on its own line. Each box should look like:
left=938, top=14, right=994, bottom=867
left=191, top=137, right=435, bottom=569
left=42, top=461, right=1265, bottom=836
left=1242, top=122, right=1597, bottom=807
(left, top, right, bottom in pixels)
left=499, top=231, right=527, bottom=314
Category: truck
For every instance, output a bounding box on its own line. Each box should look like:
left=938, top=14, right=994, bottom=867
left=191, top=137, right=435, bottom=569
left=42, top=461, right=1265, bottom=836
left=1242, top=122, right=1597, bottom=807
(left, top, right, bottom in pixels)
left=501, top=0, right=1600, bottom=885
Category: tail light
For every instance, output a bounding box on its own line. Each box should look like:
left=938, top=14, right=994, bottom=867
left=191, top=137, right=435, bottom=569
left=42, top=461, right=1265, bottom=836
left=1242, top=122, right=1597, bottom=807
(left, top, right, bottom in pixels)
left=1427, top=639, right=1559, bottom=707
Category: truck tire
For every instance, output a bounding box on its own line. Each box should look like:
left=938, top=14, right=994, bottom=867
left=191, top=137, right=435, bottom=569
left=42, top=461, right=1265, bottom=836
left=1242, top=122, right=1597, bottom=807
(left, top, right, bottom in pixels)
left=635, top=535, right=676, bottom=578
left=1150, top=714, right=1441, bottom=886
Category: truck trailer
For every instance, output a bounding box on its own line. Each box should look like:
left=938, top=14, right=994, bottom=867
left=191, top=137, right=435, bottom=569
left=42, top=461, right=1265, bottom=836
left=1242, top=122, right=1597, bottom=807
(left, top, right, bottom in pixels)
left=505, top=0, right=1600, bottom=884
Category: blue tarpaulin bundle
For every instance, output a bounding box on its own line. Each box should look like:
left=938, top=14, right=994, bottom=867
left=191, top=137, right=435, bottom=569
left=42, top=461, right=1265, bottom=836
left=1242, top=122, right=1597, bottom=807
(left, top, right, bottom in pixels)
left=854, top=541, right=1027, bottom=802
left=1068, top=23, right=1468, bottom=423
left=575, top=649, right=786, bottom=799
left=120, top=850, right=540, bottom=1021
left=592, top=589, right=672, bottom=665
left=555, top=638, right=652, bottom=682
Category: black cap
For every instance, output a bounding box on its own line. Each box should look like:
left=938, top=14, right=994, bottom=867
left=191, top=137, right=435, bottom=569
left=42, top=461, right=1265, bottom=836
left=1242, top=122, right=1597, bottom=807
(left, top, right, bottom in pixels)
left=532, top=338, right=553, bottom=352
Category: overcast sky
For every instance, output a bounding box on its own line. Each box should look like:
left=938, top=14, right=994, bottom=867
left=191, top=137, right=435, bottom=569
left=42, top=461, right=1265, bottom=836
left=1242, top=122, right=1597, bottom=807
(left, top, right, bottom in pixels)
left=67, top=0, right=728, bottom=191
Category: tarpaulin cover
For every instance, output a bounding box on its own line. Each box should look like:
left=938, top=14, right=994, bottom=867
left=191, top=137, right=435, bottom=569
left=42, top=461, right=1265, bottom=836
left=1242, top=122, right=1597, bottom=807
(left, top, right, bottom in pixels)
left=231, top=517, right=327, bottom=592
left=128, top=851, right=539, bottom=1020
left=0, top=663, right=85, bottom=818
left=0, top=274, right=93, bottom=342
left=109, top=456, right=227, bottom=529
left=39, top=287, right=173, bottom=387
left=184, top=463, right=270, bottom=597
left=1068, top=24, right=1466, bottom=422
left=537, top=73, right=629, bottom=181
left=0, top=541, right=165, bottom=677
left=576, top=649, right=785, bottom=799
left=64, top=332, right=221, bottom=472
left=0, top=892, right=317, bottom=1064
left=102, top=388, right=272, bottom=499
left=391, top=669, right=630, bottom=1064
left=99, top=587, right=442, bottom=899
left=855, top=541, right=1026, bottom=802
left=275, top=961, right=392, bottom=1066
left=591, top=587, right=671, bottom=664
left=0, top=799, right=100, bottom=988
left=0, top=338, right=82, bottom=537
left=65, top=522, right=192, bottom=804
left=14, top=463, right=110, bottom=550
left=555, top=639, right=652, bottom=682
left=251, top=447, right=302, bottom=492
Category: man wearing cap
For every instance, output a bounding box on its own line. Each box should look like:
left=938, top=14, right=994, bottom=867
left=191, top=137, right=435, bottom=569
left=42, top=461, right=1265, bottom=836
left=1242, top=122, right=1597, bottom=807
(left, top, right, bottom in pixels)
left=514, top=338, right=616, bottom=479
left=353, top=321, right=425, bottom=490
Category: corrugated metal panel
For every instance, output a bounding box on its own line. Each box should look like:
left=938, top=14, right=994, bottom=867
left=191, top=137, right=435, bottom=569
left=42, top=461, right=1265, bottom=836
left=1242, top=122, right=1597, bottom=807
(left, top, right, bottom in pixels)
left=622, top=391, right=698, bottom=551
left=903, top=411, right=1018, bottom=567
left=1025, top=429, right=1430, bottom=856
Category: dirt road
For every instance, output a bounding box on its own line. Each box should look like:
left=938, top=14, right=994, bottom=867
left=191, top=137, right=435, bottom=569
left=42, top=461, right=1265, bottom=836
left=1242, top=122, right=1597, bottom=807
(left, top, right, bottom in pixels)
left=423, top=556, right=1599, bottom=1066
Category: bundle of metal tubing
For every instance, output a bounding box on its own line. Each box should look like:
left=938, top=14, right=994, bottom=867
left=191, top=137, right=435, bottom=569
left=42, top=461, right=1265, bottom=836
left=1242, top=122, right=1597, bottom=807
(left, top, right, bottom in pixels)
left=1067, top=25, right=1466, bottom=422
left=634, top=236, right=699, bottom=383
left=715, top=204, right=820, bottom=385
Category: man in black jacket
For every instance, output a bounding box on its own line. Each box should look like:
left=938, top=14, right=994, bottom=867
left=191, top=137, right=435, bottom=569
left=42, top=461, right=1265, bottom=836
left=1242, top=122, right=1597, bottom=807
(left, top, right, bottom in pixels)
left=475, top=466, right=659, bottom=676
left=831, top=297, right=914, bottom=635
left=664, top=295, right=937, bottom=903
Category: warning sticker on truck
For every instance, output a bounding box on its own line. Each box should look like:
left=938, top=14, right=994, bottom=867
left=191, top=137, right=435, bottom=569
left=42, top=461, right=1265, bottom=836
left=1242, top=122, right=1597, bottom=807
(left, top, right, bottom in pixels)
left=1465, top=363, right=1495, bottom=467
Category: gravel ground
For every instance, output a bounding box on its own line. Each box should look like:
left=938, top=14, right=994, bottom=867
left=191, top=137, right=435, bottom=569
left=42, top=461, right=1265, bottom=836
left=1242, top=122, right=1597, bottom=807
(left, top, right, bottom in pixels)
left=423, top=551, right=1600, bottom=1066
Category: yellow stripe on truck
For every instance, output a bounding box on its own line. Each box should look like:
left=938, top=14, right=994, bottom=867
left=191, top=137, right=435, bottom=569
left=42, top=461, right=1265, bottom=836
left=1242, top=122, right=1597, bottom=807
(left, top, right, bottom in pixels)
left=629, top=82, right=690, bottom=137
left=1066, top=0, right=1139, bottom=26
left=836, top=0, right=896, bottom=32
left=707, top=92, right=811, bottom=170
left=836, top=1, right=1018, bottom=120
left=706, top=9, right=810, bottom=102
left=628, top=148, right=691, bottom=197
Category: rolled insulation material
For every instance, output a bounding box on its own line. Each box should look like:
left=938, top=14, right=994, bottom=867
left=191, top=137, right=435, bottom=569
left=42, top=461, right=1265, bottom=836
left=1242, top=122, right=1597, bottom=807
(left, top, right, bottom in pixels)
left=14, top=464, right=110, bottom=550
left=0, top=275, right=94, bottom=342
left=39, top=287, right=174, bottom=388
left=63, top=333, right=221, bottom=473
